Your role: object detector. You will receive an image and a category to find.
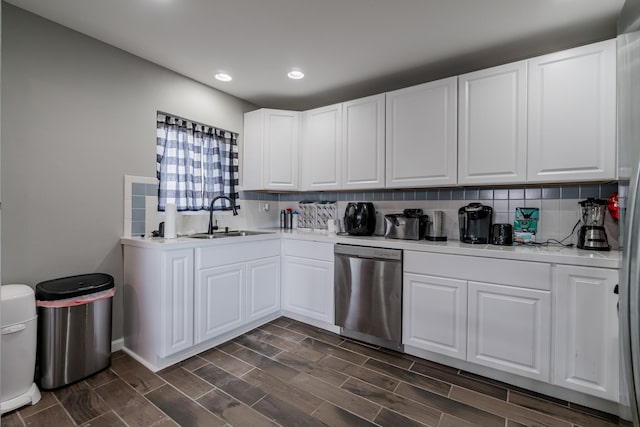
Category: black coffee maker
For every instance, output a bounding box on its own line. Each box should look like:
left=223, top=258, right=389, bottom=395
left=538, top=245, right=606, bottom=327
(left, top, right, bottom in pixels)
left=458, top=203, right=493, bottom=244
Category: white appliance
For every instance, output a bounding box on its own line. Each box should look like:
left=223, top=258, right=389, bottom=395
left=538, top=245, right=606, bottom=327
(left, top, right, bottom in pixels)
left=0, top=285, right=41, bottom=414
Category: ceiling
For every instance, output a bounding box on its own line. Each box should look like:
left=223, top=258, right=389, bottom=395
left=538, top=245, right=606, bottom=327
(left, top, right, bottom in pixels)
left=5, top=0, right=625, bottom=110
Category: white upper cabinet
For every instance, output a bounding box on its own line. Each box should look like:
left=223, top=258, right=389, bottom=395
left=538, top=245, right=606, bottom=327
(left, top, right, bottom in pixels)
left=342, top=94, right=386, bottom=189
left=243, top=109, right=299, bottom=191
left=527, top=39, right=616, bottom=183
left=458, top=61, right=528, bottom=185
left=301, top=104, right=343, bottom=190
left=386, top=77, right=458, bottom=188
left=300, top=94, right=385, bottom=191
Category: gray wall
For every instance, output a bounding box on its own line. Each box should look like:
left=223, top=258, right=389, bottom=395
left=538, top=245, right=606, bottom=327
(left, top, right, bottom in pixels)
left=1, top=4, right=255, bottom=339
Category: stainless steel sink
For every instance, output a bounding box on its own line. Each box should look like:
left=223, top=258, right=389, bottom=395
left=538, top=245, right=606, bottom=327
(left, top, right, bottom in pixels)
left=188, top=230, right=272, bottom=239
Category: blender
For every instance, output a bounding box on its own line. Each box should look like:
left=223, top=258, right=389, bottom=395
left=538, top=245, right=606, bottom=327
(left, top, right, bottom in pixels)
left=577, top=198, right=610, bottom=251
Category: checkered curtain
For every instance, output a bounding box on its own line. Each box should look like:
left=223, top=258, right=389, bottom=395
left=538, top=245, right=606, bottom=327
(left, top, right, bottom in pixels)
left=156, top=113, right=239, bottom=211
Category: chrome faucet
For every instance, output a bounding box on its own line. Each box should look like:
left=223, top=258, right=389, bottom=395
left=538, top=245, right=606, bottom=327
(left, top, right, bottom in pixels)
left=208, top=195, right=238, bottom=234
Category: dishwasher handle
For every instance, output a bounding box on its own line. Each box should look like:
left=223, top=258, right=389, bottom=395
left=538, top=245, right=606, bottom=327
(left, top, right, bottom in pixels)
left=334, top=244, right=402, bottom=261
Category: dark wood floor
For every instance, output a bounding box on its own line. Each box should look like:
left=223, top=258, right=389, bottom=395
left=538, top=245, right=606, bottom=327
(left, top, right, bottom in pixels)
left=2, top=317, right=625, bottom=427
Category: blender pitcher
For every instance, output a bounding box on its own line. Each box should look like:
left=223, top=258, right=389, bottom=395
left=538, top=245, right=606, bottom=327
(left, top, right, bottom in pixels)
left=577, top=198, right=610, bottom=250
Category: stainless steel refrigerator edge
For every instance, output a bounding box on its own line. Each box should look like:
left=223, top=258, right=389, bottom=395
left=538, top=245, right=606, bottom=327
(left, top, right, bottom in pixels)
left=618, top=1, right=640, bottom=423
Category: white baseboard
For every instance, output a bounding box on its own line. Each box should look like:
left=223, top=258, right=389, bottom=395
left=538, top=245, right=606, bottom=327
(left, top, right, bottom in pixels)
left=111, top=338, right=124, bottom=353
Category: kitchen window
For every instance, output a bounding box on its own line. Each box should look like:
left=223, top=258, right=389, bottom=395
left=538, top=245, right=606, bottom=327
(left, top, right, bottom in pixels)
left=156, top=112, right=239, bottom=212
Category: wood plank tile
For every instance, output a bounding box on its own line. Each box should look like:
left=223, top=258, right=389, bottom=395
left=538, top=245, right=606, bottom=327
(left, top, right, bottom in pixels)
left=285, top=321, right=345, bottom=346
left=318, top=355, right=400, bottom=391
left=289, top=372, right=381, bottom=421
left=81, top=410, right=126, bottom=427
left=506, top=420, right=528, bottom=427
left=1, top=410, right=25, bottom=427
left=18, top=391, right=58, bottom=418
left=568, top=402, right=620, bottom=423
left=243, top=368, right=324, bottom=414
left=146, top=384, right=226, bottom=427
left=193, top=363, right=266, bottom=406
left=268, top=317, right=295, bottom=328
left=252, top=394, right=329, bottom=427
left=374, top=408, right=428, bottom=427
left=364, top=358, right=451, bottom=396
left=117, top=365, right=166, bottom=394
left=340, top=377, right=441, bottom=426
left=274, top=350, right=349, bottom=387
left=449, top=386, right=572, bottom=427
left=158, top=365, right=213, bottom=399
left=248, top=328, right=301, bottom=352
left=232, top=346, right=300, bottom=381
left=259, top=322, right=307, bottom=342
left=94, top=378, right=166, bottom=427
left=312, top=401, right=378, bottom=427
left=411, top=359, right=507, bottom=400
left=177, top=355, right=209, bottom=372
left=301, top=337, right=368, bottom=365
left=508, top=390, right=619, bottom=427
left=109, top=353, right=146, bottom=375
left=196, top=388, right=278, bottom=427
left=215, top=340, right=244, bottom=354
left=54, top=381, right=111, bottom=425
left=394, top=381, right=505, bottom=427
left=84, top=368, right=118, bottom=389
left=438, top=413, right=479, bottom=427
left=198, top=347, right=254, bottom=376
left=339, top=339, right=414, bottom=369
left=234, top=333, right=283, bottom=357
left=22, top=404, right=74, bottom=427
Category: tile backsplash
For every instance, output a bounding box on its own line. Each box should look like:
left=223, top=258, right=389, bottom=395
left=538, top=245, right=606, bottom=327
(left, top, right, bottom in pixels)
left=124, top=177, right=618, bottom=245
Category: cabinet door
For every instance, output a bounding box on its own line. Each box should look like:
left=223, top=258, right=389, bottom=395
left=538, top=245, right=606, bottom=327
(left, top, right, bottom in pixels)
left=386, top=77, right=457, bottom=188
left=527, top=39, right=616, bottom=182
left=195, top=264, right=245, bottom=344
left=403, top=273, right=467, bottom=360
left=468, top=282, right=551, bottom=381
left=264, top=109, right=300, bottom=190
left=282, top=256, right=334, bottom=323
left=160, top=249, right=194, bottom=358
left=301, top=104, right=342, bottom=190
left=458, top=61, right=527, bottom=185
left=342, top=94, right=385, bottom=189
left=554, top=266, right=619, bottom=401
left=246, top=257, right=281, bottom=323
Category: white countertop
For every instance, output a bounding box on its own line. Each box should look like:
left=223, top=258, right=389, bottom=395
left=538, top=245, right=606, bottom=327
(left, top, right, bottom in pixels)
left=121, top=228, right=620, bottom=269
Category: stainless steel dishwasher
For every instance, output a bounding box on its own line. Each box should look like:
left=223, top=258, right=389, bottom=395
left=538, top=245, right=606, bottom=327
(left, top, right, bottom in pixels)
left=334, top=244, right=403, bottom=352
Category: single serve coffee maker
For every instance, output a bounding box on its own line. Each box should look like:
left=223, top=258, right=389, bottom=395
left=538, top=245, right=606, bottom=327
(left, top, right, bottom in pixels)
left=577, top=198, right=610, bottom=251
left=458, top=203, right=493, bottom=244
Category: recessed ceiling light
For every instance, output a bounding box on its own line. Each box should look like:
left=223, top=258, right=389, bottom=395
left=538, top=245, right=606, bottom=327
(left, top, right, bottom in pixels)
left=287, top=69, right=304, bottom=80
left=215, top=73, right=232, bottom=82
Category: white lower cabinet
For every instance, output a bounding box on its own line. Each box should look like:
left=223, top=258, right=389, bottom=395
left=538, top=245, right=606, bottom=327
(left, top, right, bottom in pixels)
left=281, top=240, right=334, bottom=326
left=122, top=239, right=280, bottom=371
left=160, top=249, right=194, bottom=358
left=403, top=273, right=467, bottom=360
left=553, top=265, right=619, bottom=401
left=467, top=281, right=551, bottom=382
left=247, top=257, right=281, bottom=323
left=195, top=263, right=245, bottom=344
left=403, top=251, right=552, bottom=382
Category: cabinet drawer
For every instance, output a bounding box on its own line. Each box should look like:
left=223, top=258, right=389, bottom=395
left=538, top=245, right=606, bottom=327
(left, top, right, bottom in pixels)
left=404, top=251, right=551, bottom=290
left=283, top=239, right=334, bottom=262
left=197, top=239, right=280, bottom=269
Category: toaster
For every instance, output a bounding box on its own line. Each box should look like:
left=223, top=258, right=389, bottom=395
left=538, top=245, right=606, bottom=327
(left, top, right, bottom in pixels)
left=384, top=209, right=430, bottom=240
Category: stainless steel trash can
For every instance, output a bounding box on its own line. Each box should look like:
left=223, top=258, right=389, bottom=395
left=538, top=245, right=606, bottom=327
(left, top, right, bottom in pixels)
left=35, top=274, right=115, bottom=389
